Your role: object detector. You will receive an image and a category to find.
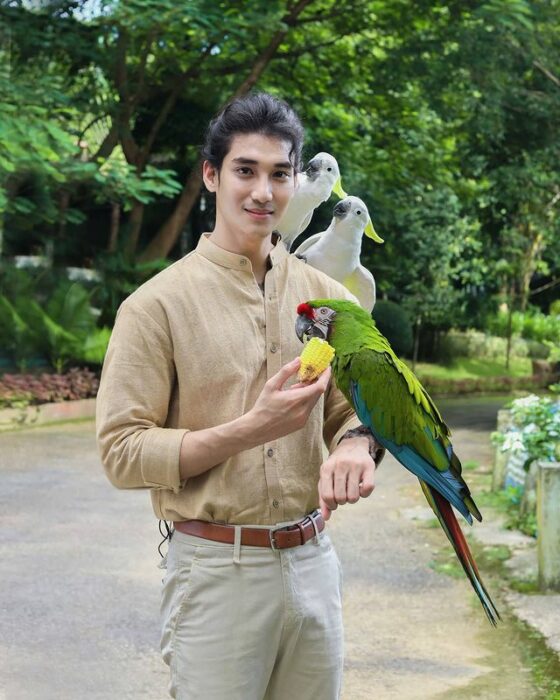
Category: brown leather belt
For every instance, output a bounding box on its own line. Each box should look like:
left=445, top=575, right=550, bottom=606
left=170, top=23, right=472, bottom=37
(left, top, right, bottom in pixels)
left=173, top=510, right=325, bottom=550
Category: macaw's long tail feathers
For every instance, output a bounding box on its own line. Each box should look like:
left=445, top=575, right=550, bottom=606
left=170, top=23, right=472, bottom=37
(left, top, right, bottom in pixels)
left=394, top=443, right=474, bottom=524
left=450, top=452, right=482, bottom=522
left=420, top=479, right=501, bottom=626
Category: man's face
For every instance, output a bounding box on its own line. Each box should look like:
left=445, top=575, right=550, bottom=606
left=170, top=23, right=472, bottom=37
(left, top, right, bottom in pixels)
left=203, top=132, right=297, bottom=241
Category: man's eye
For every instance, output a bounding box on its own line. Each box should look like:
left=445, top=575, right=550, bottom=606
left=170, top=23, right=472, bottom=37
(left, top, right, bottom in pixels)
left=237, top=167, right=252, bottom=175
left=275, top=171, right=290, bottom=179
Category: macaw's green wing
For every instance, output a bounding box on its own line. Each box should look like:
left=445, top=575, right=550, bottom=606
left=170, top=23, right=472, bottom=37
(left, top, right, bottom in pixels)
left=334, top=347, right=481, bottom=523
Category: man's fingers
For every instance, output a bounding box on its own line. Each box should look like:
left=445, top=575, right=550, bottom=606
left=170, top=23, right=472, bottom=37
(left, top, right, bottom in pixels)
left=315, top=365, right=331, bottom=390
left=333, top=473, right=348, bottom=505
left=359, top=465, right=376, bottom=498
left=319, top=495, right=334, bottom=521
left=346, top=473, right=361, bottom=503
left=288, top=365, right=331, bottom=396
left=270, top=357, right=300, bottom=390
left=319, top=468, right=336, bottom=512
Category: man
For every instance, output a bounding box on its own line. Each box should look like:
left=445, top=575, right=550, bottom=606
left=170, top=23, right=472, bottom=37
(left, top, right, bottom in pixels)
left=96, top=92, right=382, bottom=700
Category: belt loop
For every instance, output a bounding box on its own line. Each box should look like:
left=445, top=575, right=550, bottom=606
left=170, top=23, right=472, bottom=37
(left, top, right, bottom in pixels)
left=311, top=510, right=321, bottom=545
left=233, top=525, right=242, bottom=564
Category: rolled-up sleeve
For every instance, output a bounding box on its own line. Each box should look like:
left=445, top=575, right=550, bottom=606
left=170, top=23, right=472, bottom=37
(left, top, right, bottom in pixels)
left=96, top=301, right=188, bottom=492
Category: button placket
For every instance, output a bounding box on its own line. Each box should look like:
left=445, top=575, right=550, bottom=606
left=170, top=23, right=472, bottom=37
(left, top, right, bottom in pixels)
left=263, top=267, right=283, bottom=520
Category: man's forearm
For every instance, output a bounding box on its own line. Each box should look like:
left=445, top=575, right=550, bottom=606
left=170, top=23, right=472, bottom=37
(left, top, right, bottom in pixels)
left=179, top=412, right=260, bottom=480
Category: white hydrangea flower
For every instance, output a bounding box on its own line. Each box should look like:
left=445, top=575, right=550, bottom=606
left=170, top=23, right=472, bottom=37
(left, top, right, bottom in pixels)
left=512, top=395, right=540, bottom=409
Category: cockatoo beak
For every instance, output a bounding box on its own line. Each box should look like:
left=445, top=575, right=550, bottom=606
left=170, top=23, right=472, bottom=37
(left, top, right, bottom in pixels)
left=365, top=218, right=384, bottom=243
left=332, top=176, right=347, bottom=199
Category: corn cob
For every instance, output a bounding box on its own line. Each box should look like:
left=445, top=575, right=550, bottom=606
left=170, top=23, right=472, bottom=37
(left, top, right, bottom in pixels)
left=298, top=337, right=335, bottom=382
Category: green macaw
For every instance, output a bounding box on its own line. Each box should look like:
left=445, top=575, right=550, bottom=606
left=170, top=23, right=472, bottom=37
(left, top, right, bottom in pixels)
left=295, top=298, right=500, bottom=626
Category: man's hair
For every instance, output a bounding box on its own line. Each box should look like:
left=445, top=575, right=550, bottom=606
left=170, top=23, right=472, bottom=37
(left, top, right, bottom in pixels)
left=201, top=92, right=305, bottom=173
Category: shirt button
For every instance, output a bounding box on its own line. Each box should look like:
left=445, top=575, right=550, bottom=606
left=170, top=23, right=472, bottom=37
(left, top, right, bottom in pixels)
left=267, top=448, right=274, bottom=457
left=270, top=343, right=278, bottom=353
left=240, top=259, right=247, bottom=266
left=272, top=500, right=279, bottom=508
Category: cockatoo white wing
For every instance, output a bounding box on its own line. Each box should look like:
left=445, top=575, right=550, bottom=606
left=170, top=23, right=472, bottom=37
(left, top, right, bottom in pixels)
left=292, top=231, right=324, bottom=257
left=343, top=265, right=376, bottom=313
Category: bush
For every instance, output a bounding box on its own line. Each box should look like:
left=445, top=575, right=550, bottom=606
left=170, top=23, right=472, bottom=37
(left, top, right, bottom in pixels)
left=436, top=329, right=528, bottom=364
left=372, top=300, right=413, bottom=356
left=486, top=308, right=560, bottom=344
left=0, top=367, right=99, bottom=407
left=0, top=265, right=111, bottom=372
left=525, top=339, right=550, bottom=360
left=420, top=374, right=555, bottom=396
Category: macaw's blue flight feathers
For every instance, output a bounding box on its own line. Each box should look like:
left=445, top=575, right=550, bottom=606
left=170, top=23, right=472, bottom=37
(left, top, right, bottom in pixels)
left=295, top=298, right=499, bottom=626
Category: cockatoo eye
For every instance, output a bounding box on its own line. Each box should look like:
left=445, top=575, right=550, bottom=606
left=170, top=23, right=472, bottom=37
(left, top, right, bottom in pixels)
left=356, top=210, right=362, bottom=215
left=327, top=167, right=332, bottom=172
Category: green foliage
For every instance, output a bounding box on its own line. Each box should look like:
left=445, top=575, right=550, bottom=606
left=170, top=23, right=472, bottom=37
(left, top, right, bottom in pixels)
left=436, top=329, right=529, bottom=365
left=372, top=300, right=413, bottom=356
left=92, top=252, right=169, bottom=326
left=486, top=308, right=560, bottom=344
left=415, top=356, right=532, bottom=381
left=478, top=485, right=537, bottom=537
left=1, top=0, right=559, bottom=328
left=492, top=393, right=560, bottom=468
left=0, top=265, right=111, bottom=371
left=93, top=159, right=182, bottom=209
left=419, top=373, right=551, bottom=397
left=525, top=339, right=550, bottom=361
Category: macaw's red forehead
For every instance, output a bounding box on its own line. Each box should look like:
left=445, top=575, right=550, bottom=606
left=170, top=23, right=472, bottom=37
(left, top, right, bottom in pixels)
left=296, top=302, right=315, bottom=319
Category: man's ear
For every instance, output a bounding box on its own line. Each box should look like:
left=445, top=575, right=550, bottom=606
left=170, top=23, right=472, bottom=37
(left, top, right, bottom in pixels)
left=202, top=160, right=219, bottom=192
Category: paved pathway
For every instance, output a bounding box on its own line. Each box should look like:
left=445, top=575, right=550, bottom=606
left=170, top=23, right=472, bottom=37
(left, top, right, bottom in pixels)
left=0, top=398, right=546, bottom=699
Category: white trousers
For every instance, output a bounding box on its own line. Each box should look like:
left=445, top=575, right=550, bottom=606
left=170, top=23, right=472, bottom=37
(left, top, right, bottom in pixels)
left=160, top=527, right=344, bottom=700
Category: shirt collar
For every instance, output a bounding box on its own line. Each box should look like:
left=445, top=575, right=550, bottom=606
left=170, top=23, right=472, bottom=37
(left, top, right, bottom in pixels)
left=195, top=231, right=289, bottom=270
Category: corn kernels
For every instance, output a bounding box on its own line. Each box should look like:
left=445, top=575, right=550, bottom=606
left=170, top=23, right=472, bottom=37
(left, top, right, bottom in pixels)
left=298, top=337, right=335, bottom=382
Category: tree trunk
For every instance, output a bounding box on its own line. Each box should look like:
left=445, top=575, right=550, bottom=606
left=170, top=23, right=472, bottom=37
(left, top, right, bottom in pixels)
left=519, top=227, right=544, bottom=312
left=505, top=283, right=515, bottom=371
left=57, top=190, right=70, bottom=240
left=138, top=0, right=314, bottom=262
left=138, top=169, right=202, bottom=262
left=124, top=200, right=145, bottom=260
left=412, top=317, right=421, bottom=371
left=108, top=201, right=121, bottom=252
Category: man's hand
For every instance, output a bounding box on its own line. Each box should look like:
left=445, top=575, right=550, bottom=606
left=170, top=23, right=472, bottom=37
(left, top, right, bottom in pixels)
left=247, top=357, right=331, bottom=444
left=318, top=437, right=376, bottom=520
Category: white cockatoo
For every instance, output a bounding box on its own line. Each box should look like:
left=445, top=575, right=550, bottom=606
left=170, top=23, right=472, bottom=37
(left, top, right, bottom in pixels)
left=276, top=152, right=346, bottom=251
left=293, top=196, right=383, bottom=313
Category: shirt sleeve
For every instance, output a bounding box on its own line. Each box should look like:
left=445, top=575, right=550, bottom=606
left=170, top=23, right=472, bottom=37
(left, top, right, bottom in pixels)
left=95, top=301, right=188, bottom=492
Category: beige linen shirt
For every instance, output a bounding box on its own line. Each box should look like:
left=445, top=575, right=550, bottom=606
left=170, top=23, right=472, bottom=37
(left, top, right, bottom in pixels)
left=96, top=232, right=363, bottom=525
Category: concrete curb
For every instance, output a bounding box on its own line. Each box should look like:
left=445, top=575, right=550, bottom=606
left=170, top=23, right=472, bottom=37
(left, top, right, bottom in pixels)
left=0, top=398, right=96, bottom=432
left=471, top=513, right=560, bottom=659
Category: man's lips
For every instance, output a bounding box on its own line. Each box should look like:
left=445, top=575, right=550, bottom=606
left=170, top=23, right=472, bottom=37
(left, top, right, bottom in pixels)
left=245, top=208, right=274, bottom=219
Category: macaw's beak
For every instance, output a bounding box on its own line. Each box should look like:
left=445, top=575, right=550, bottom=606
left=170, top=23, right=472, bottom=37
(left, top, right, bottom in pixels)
left=296, top=314, right=314, bottom=343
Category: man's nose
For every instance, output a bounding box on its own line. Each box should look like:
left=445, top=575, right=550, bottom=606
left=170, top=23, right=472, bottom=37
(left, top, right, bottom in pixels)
left=252, top=176, right=273, bottom=202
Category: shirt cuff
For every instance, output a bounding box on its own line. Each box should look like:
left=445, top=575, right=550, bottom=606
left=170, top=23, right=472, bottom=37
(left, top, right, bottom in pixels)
left=328, top=415, right=363, bottom=454
left=140, top=427, right=189, bottom=493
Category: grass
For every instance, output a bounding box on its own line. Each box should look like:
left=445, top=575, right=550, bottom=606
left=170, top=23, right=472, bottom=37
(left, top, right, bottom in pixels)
left=414, top=356, right=532, bottom=380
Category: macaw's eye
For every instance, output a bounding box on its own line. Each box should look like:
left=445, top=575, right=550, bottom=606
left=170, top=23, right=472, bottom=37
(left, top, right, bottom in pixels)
left=327, top=167, right=332, bottom=172
left=319, top=308, right=328, bottom=315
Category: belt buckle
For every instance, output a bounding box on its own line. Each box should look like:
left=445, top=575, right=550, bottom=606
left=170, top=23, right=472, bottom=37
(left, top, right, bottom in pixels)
left=309, top=509, right=322, bottom=545
left=269, top=523, right=285, bottom=551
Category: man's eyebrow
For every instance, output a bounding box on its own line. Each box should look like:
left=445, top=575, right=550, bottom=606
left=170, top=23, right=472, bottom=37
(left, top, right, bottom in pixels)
left=231, top=157, right=293, bottom=170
